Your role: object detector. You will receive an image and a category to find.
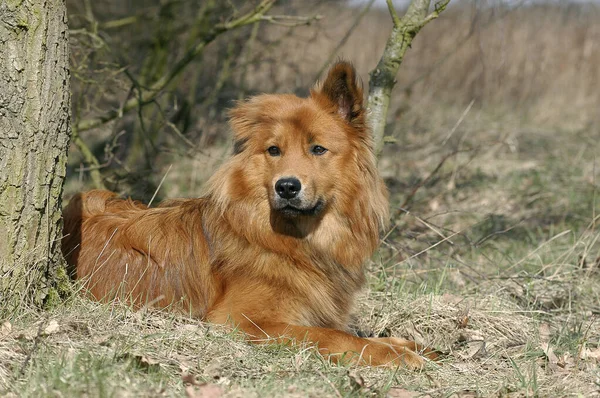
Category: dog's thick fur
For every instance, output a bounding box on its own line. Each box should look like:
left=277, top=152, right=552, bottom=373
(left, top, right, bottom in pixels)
left=62, top=62, right=436, bottom=367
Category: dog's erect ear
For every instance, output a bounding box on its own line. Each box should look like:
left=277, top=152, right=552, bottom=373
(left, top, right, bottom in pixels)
left=314, top=61, right=364, bottom=125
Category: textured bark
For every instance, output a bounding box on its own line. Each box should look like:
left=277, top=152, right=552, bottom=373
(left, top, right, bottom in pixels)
left=0, top=0, right=71, bottom=309
left=367, top=0, right=450, bottom=157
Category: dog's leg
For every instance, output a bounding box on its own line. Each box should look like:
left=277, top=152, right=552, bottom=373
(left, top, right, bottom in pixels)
left=239, top=321, right=435, bottom=368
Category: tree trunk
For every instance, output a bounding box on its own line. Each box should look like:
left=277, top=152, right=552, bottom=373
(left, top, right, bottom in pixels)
left=0, top=0, right=71, bottom=310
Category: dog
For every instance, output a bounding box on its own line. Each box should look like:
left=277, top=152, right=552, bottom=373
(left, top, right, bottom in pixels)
left=62, top=61, right=437, bottom=368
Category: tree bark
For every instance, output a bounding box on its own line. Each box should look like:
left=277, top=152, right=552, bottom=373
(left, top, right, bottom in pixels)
left=0, top=0, right=71, bottom=310
left=367, top=0, right=450, bottom=157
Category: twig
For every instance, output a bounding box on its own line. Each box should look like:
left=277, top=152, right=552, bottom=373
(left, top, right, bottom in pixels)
left=166, top=122, right=196, bottom=148
left=398, top=148, right=469, bottom=210
left=148, top=165, right=172, bottom=207
left=398, top=208, right=454, bottom=244
left=101, top=16, right=138, bottom=30
left=386, top=0, right=401, bottom=28
left=399, top=228, right=464, bottom=264
left=501, top=230, right=573, bottom=276
left=398, top=1, right=519, bottom=94
left=260, top=14, right=321, bottom=27
left=442, top=99, right=475, bottom=146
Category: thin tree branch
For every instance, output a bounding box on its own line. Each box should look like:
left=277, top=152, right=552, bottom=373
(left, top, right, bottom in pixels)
left=74, top=0, right=277, bottom=134
left=386, top=0, right=401, bottom=27
left=367, top=0, right=451, bottom=158
left=260, top=14, right=321, bottom=27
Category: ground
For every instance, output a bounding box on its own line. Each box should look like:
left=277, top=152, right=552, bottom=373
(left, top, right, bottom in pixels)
left=1, top=105, right=599, bottom=397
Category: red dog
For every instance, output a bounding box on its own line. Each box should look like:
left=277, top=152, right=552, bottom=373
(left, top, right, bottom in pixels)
left=62, top=62, right=436, bottom=367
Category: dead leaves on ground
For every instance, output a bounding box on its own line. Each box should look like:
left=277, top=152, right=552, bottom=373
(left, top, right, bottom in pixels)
left=537, top=321, right=600, bottom=374
left=0, top=322, right=12, bottom=338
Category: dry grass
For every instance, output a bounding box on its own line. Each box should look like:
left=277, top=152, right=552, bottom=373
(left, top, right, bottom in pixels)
left=5, top=104, right=600, bottom=396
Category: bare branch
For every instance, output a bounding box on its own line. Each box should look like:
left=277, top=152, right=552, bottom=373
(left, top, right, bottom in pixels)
left=260, top=14, right=322, bottom=27
left=100, top=16, right=138, bottom=30
left=367, top=0, right=451, bottom=157
left=386, top=0, right=401, bottom=28
left=74, top=0, right=277, bottom=134
left=421, top=0, right=451, bottom=26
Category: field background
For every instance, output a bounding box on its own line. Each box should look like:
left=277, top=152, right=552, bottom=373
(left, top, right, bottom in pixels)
left=1, top=0, right=600, bottom=396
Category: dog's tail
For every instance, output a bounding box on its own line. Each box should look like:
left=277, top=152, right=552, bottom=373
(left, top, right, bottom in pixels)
left=63, top=190, right=120, bottom=228
left=61, top=190, right=120, bottom=271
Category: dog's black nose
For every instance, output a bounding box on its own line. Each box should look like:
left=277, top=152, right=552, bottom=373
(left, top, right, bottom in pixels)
left=275, top=178, right=301, bottom=199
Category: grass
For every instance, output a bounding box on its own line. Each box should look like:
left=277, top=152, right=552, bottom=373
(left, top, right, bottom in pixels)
left=5, top=1, right=600, bottom=395
left=2, top=104, right=600, bottom=397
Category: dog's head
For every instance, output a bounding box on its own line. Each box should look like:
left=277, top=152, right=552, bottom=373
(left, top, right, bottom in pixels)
left=225, top=62, right=376, bottom=223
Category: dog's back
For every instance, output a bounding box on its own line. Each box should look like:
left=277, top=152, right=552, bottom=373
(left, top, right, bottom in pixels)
left=62, top=190, right=218, bottom=316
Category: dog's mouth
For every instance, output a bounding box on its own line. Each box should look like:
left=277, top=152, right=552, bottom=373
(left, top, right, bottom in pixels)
left=275, top=200, right=325, bottom=218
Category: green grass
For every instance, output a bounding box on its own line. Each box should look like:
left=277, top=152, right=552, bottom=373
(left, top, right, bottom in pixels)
left=2, top=105, right=600, bottom=397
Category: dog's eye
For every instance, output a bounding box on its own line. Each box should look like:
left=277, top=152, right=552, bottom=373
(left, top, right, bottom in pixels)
left=267, top=146, right=281, bottom=156
left=311, top=145, right=328, bottom=156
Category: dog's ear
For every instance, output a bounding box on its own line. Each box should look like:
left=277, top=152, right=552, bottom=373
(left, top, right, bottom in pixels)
left=228, top=101, right=259, bottom=155
left=313, top=61, right=364, bottom=125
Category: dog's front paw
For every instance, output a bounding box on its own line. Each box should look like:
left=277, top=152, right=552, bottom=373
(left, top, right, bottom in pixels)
left=367, top=337, right=438, bottom=369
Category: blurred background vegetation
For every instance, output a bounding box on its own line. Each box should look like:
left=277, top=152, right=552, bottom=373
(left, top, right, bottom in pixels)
left=66, top=0, right=600, bottom=200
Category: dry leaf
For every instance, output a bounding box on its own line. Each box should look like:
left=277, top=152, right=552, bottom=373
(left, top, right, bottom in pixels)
left=579, top=346, right=600, bottom=362
left=43, top=320, right=60, bottom=335
left=451, top=362, right=473, bottom=373
left=428, top=199, right=440, bottom=212
left=404, top=324, right=426, bottom=345
left=0, top=321, right=12, bottom=337
left=139, top=355, right=160, bottom=369
left=119, top=352, right=160, bottom=370
left=181, top=324, right=201, bottom=333
left=456, top=309, right=470, bottom=329
left=557, top=352, right=574, bottom=369
left=459, top=330, right=484, bottom=342
left=540, top=342, right=560, bottom=372
left=16, top=330, right=36, bottom=341
left=348, top=370, right=365, bottom=391
left=538, top=323, right=551, bottom=343
left=459, top=340, right=487, bottom=360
